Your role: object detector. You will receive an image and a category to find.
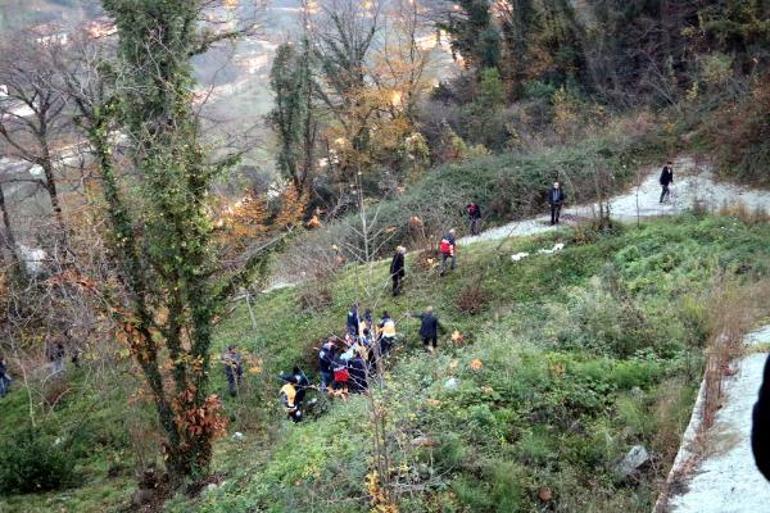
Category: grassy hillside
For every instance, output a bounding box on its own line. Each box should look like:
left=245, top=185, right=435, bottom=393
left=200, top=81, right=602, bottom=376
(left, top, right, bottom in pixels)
left=3, top=213, right=769, bottom=512
left=172, top=214, right=769, bottom=513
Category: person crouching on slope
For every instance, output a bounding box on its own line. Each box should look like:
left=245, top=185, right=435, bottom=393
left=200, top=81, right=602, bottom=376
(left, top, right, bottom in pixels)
left=439, top=229, right=457, bottom=276
left=413, top=306, right=445, bottom=353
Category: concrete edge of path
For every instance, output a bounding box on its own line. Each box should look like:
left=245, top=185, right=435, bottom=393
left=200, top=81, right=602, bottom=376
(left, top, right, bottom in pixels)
left=654, top=325, right=770, bottom=513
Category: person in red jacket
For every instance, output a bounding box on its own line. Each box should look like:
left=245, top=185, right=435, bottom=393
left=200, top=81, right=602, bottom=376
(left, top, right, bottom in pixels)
left=439, top=229, right=456, bottom=276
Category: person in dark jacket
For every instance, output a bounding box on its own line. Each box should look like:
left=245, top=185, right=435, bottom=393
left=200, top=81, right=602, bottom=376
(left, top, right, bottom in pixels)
left=348, top=351, right=369, bottom=394
left=659, top=161, right=674, bottom=203
left=466, top=202, right=482, bottom=236
left=0, top=356, right=11, bottom=398
left=439, top=229, right=457, bottom=276
left=318, top=339, right=337, bottom=391
left=222, top=345, right=243, bottom=396
left=752, top=354, right=770, bottom=481
left=547, top=181, right=565, bottom=225
left=346, top=303, right=360, bottom=336
left=291, top=366, right=310, bottom=406
left=390, top=246, right=406, bottom=296
left=414, top=306, right=444, bottom=352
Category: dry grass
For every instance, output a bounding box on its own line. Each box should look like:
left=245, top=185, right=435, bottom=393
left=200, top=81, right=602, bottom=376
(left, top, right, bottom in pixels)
left=455, top=284, right=490, bottom=316
left=655, top=278, right=770, bottom=511
left=718, top=200, right=769, bottom=225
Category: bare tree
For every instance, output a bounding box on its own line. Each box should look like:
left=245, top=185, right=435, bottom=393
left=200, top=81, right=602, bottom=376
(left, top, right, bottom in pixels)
left=0, top=32, right=73, bottom=237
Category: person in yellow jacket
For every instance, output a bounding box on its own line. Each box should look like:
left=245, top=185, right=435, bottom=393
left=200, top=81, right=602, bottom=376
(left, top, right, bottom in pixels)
left=377, top=311, right=397, bottom=356
left=280, top=367, right=309, bottom=422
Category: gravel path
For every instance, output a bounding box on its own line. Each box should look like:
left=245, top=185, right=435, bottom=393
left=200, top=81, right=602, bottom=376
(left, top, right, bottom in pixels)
left=265, top=156, right=770, bottom=291
left=459, top=156, right=770, bottom=245
left=665, top=326, right=770, bottom=513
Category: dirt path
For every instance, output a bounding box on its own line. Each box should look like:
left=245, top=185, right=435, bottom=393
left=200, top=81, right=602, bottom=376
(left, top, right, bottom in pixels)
left=265, top=156, right=770, bottom=291
left=459, top=156, right=770, bottom=245
left=663, top=326, right=770, bottom=513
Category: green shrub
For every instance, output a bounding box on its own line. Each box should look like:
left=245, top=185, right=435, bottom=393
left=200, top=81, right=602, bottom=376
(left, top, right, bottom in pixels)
left=0, top=427, right=76, bottom=495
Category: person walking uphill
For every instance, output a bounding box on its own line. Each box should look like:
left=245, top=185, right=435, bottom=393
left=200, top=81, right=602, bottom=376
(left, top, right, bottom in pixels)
left=547, top=181, right=565, bottom=225
left=466, top=201, right=482, bottom=236
left=413, top=306, right=444, bottom=353
left=390, top=246, right=406, bottom=296
left=659, top=161, right=674, bottom=203
left=439, top=229, right=456, bottom=276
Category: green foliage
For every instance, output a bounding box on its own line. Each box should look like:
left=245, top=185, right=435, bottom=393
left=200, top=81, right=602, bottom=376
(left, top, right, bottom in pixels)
left=269, top=39, right=315, bottom=193
left=0, top=428, right=76, bottom=495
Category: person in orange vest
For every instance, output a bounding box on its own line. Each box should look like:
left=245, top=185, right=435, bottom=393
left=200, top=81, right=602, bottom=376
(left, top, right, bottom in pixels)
left=439, top=229, right=456, bottom=276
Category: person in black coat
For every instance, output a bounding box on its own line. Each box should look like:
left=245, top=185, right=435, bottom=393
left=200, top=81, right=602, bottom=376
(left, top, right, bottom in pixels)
left=0, top=356, right=11, bottom=398
left=318, top=339, right=337, bottom=391
left=348, top=352, right=369, bottom=394
left=547, top=181, right=566, bottom=225
left=752, top=354, right=770, bottom=481
left=346, top=303, right=360, bottom=336
left=466, top=202, right=482, bottom=236
left=390, top=246, right=406, bottom=296
left=413, top=306, right=444, bottom=352
left=659, top=161, right=674, bottom=203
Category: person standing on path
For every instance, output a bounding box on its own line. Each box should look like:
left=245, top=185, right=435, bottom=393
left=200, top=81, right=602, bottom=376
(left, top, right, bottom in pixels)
left=659, top=161, right=674, bottom=203
left=547, top=181, right=565, bottom=225
left=412, top=306, right=444, bottom=353
left=439, top=229, right=457, bottom=276
left=466, top=201, right=482, bottom=236
left=390, top=246, right=406, bottom=296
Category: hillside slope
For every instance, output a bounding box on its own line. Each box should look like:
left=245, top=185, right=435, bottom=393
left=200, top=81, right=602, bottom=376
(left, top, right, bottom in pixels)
left=158, top=214, right=770, bottom=513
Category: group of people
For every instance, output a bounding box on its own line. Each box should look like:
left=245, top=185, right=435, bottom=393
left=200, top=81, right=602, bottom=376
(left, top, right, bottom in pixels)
left=248, top=164, right=682, bottom=423
left=276, top=305, right=401, bottom=422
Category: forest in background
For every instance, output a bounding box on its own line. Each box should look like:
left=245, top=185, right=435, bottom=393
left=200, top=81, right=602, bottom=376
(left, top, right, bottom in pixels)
left=0, top=1, right=769, bottom=512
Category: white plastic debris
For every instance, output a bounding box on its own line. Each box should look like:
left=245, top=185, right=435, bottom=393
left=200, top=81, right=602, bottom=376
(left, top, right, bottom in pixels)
left=538, top=243, right=565, bottom=255
left=510, top=252, right=530, bottom=262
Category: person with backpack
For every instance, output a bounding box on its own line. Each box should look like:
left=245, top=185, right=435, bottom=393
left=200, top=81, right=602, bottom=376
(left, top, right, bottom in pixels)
left=318, top=339, right=337, bottom=391
left=659, top=161, right=674, bottom=203
left=466, top=201, right=482, bottom=236
left=390, top=246, right=406, bottom=296
left=222, top=345, right=244, bottom=397
left=547, top=181, right=566, bottom=225
left=439, top=229, right=457, bottom=276
left=413, top=306, right=444, bottom=353
left=378, top=311, right=397, bottom=356
left=0, top=356, right=11, bottom=398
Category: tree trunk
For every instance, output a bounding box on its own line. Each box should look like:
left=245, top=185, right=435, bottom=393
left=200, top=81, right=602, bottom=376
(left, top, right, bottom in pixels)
left=0, top=182, right=23, bottom=273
